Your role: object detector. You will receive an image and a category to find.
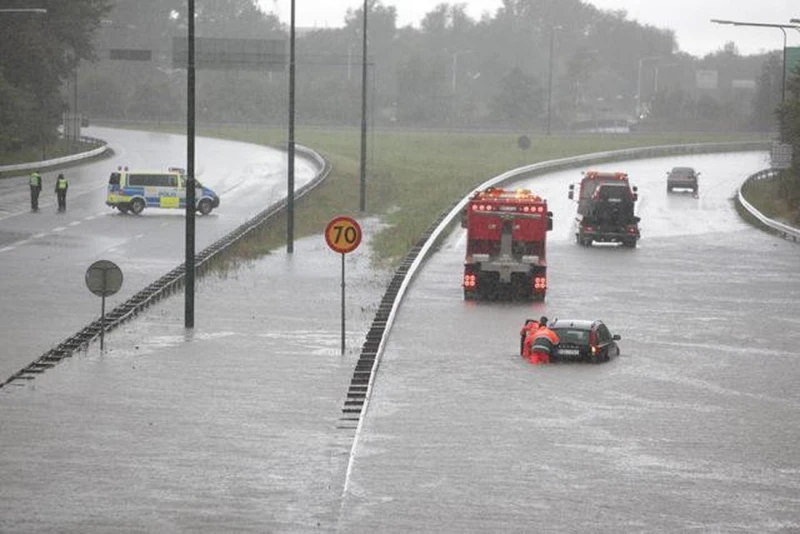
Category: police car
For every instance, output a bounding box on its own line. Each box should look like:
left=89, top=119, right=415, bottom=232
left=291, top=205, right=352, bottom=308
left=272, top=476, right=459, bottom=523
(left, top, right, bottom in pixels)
left=106, top=166, right=220, bottom=215
left=549, top=319, right=621, bottom=364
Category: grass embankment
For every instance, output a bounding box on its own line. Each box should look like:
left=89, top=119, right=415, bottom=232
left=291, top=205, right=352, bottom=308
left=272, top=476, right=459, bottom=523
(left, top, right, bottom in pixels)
left=0, top=139, right=98, bottom=166
left=740, top=172, right=800, bottom=225
left=0, top=138, right=111, bottom=178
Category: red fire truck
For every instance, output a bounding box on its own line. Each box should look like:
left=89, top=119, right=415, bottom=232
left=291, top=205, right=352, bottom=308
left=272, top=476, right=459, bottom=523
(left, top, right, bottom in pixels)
left=461, top=187, right=552, bottom=301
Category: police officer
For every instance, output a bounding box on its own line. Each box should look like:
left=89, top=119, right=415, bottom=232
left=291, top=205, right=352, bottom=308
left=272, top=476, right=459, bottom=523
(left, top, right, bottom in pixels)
left=528, top=316, right=560, bottom=365
left=54, top=173, right=69, bottom=212
left=29, top=170, right=42, bottom=211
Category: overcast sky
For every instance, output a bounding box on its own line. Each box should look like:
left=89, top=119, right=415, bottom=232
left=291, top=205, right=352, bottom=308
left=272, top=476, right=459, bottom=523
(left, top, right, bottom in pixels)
left=260, top=0, right=799, bottom=57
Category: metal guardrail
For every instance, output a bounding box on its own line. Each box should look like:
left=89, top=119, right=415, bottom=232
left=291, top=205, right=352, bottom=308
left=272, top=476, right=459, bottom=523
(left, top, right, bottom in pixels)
left=0, top=136, right=109, bottom=174
left=737, top=168, right=800, bottom=242
left=0, top=144, right=330, bottom=388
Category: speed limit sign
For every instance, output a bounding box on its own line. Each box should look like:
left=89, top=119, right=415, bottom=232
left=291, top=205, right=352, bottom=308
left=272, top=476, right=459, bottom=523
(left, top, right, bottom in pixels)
left=325, top=215, right=362, bottom=254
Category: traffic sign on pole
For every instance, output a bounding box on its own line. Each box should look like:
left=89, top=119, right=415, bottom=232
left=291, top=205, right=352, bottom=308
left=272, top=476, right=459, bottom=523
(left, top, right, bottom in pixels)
left=325, top=216, right=362, bottom=355
left=325, top=216, right=362, bottom=254
left=85, top=260, right=123, bottom=352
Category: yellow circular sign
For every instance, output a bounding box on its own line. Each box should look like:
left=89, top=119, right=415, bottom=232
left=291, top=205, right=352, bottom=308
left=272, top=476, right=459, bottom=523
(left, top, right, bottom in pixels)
left=325, top=216, right=362, bottom=254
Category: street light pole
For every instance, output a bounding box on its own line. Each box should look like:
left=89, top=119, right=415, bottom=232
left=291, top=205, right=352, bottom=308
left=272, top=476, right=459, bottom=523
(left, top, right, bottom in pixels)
left=710, top=19, right=800, bottom=105
left=711, top=19, right=800, bottom=138
left=359, top=0, right=368, bottom=213
left=185, top=0, right=196, bottom=328
left=546, top=26, right=562, bottom=136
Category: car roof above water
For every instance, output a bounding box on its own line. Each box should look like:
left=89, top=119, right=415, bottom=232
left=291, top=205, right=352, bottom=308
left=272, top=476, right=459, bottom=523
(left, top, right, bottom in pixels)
left=669, top=166, right=696, bottom=174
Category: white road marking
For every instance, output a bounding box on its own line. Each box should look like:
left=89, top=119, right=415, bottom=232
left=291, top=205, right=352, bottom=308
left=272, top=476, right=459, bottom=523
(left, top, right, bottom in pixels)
left=68, top=221, right=81, bottom=227
left=0, top=246, right=15, bottom=253
left=52, top=227, right=66, bottom=233
left=31, top=233, right=46, bottom=239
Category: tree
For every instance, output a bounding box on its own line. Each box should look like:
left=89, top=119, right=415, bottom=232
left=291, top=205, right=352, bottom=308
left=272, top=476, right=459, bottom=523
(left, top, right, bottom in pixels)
left=0, top=0, right=111, bottom=152
left=751, top=53, right=782, bottom=133
left=778, top=66, right=800, bottom=195
left=492, top=67, right=543, bottom=125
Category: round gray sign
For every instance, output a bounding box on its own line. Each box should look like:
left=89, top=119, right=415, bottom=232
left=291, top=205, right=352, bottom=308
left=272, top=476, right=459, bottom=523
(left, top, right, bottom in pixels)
left=85, top=260, right=123, bottom=297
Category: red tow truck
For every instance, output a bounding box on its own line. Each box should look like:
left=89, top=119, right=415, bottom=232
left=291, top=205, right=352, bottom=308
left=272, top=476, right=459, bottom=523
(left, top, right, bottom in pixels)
left=461, top=187, right=552, bottom=301
left=568, top=171, right=640, bottom=248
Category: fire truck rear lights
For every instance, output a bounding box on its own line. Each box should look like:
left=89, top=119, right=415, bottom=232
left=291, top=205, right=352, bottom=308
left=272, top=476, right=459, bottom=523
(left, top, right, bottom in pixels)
left=463, top=274, right=477, bottom=288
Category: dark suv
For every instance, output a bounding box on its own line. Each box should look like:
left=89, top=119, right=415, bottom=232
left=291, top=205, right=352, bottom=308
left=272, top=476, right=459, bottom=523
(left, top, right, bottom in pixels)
left=666, top=167, right=699, bottom=193
left=549, top=319, right=621, bottom=364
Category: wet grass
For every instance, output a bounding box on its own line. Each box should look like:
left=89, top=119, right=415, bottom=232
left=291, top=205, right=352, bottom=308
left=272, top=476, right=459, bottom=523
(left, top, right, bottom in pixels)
left=0, top=138, right=96, bottom=166
left=0, top=138, right=112, bottom=178
left=101, top=122, right=761, bottom=266
left=741, top=171, right=800, bottom=225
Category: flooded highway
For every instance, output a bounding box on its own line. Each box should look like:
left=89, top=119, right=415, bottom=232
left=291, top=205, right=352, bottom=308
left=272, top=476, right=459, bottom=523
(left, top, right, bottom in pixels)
left=2, top=147, right=798, bottom=532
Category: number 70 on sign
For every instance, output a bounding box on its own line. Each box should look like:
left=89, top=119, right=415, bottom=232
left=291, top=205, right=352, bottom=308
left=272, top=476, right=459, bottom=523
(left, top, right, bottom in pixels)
left=325, top=216, right=362, bottom=254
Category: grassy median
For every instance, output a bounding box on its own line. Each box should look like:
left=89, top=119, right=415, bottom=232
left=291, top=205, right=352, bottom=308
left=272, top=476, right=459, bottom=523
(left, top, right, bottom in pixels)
left=97, top=123, right=761, bottom=266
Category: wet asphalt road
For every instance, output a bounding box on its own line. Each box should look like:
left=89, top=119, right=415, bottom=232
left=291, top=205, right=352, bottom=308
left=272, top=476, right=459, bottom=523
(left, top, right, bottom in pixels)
left=0, top=126, right=317, bottom=382
left=339, top=152, right=800, bottom=532
left=1, top=146, right=799, bottom=532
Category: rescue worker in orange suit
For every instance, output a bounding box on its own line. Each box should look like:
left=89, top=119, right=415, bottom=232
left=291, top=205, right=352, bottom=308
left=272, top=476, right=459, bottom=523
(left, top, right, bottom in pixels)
left=54, top=173, right=68, bottom=212
left=29, top=170, right=42, bottom=211
left=528, top=316, right=560, bottom=365
left=519, top=318, right=539, bottom=357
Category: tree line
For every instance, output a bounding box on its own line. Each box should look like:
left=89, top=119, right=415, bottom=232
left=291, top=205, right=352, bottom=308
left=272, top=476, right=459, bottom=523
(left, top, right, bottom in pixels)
left=1, top=0, right=798, bottom=167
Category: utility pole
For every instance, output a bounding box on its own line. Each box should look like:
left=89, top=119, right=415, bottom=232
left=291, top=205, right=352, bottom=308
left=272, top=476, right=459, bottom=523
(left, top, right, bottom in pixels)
left=185, top=0, right=196, bottom=329
left=546, top=26, right=562, bottom=135
left=359, top=0, right=368, bottom=212
left=711, top=19, right=800, bottom=136
left=287, top=0, right=296, bottom=253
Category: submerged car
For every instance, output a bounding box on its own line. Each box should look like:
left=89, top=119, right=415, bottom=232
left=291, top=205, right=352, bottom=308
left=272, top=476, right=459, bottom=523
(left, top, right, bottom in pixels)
left=666, top=166, right=699, bottom=193
left=549, top=319, right=621, bottom=364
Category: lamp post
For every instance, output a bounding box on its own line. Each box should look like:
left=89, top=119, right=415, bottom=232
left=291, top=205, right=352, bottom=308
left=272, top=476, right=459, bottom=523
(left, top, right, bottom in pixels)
left=710, top=19, right=800, bottom=105
left=359, top=0, right=368, bottom=213
left=546, top=25, right=562, bottom=136
left=636, top=56, right=660, bottom=119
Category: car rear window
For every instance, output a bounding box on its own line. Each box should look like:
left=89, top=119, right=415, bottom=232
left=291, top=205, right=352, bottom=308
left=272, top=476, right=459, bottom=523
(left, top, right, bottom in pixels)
left=554, top=328, right=589, bottom=345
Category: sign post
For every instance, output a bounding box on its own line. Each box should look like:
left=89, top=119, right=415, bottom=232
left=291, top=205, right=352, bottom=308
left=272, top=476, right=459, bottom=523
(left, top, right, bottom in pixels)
left=85, top=260, right=123, bottom=352
left=324, top=216, right=362, bottom=354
